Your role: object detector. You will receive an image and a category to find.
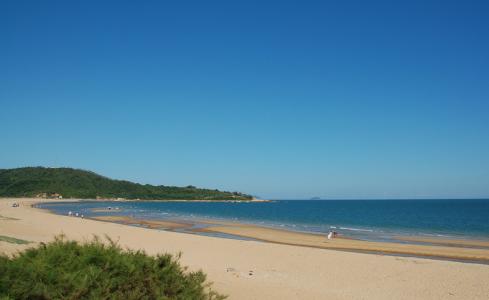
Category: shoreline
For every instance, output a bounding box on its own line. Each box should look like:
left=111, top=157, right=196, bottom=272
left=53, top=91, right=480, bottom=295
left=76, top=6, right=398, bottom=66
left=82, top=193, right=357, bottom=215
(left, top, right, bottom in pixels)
left=35, top=198, right=489, bottom=242
left=36, top=199, right=489, bottom=263
left=2, top=198, right=489, bottom=299
left=36, top=200, right=489, bottom=264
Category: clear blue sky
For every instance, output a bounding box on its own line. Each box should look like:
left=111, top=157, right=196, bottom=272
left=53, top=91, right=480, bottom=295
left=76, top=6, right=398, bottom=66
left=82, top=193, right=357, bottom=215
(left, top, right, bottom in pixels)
left=1, top=1, right=488, bottom=199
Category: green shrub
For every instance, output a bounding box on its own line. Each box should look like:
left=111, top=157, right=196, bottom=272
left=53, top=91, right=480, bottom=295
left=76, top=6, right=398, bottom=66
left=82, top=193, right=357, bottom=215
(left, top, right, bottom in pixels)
left=0, top=236, right=225, bottom=300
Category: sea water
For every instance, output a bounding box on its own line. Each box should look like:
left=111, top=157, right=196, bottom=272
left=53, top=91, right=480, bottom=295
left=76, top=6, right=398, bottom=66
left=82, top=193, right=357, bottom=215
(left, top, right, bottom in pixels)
left=38, top=199, right=489, bottom=242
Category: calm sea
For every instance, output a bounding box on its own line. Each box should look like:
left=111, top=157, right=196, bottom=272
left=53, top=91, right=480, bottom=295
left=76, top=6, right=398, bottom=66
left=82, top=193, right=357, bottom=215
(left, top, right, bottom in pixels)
left=38, top=199, right=489, bottom=242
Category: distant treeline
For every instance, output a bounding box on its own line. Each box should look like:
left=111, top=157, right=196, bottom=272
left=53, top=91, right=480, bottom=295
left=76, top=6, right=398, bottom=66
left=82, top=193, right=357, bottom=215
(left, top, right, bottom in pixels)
left=0, top=167, right=252, bottom=200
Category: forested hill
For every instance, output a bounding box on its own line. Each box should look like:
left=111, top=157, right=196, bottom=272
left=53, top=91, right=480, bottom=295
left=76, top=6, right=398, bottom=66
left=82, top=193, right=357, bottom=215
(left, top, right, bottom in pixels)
left=0, top=167, right=253, bottom=200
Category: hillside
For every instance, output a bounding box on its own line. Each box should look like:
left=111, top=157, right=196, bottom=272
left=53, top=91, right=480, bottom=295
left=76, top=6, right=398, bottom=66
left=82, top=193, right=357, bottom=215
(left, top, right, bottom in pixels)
left=0, top=167, right=252, bottom=200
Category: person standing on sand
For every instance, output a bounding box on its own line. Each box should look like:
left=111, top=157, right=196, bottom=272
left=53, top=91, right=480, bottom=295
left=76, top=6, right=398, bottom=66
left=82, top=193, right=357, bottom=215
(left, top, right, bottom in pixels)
left=327, top=231, right=333, bottom=240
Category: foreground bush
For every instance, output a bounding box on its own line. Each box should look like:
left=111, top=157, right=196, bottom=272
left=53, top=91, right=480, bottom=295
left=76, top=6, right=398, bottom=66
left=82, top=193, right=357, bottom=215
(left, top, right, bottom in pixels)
left=0, top=236, right=225, bottom=300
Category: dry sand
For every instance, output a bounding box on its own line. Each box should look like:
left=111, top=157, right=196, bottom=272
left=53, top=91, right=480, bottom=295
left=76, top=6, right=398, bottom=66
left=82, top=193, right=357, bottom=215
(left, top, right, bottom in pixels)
left=1, top=198, right=489, bottom=300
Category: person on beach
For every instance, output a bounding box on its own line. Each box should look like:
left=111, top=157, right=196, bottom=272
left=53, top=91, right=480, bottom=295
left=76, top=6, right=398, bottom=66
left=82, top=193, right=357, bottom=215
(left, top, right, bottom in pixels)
left=327, top=231, right=333, bottom=240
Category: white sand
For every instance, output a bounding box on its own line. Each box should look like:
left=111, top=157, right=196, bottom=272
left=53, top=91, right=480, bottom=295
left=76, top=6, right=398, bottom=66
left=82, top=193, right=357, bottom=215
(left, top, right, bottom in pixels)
left=1, top=198, right=489, bottom=300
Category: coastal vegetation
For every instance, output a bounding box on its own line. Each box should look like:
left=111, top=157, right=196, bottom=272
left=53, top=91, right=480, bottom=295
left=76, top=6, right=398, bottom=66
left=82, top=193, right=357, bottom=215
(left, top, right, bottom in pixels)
left=0, top=167, right=252, bottom=200
left=0, top=236, right=225, bottom=299
left=0, top=235, right=29, bottom=245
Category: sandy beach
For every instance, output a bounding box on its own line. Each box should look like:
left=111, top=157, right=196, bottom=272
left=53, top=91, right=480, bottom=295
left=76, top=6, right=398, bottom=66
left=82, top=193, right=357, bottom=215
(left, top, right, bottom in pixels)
left=1, top=198, right=489, bottom=300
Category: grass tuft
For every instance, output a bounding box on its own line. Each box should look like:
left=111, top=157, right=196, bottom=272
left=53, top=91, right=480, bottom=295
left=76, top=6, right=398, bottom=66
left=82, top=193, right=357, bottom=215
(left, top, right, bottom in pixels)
left=0, top=236, right=225, bottom=299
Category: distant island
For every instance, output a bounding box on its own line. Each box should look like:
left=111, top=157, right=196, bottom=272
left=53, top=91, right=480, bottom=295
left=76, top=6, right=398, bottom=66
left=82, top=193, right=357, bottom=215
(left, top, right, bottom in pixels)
left=0, top=167, right=253, bottom=201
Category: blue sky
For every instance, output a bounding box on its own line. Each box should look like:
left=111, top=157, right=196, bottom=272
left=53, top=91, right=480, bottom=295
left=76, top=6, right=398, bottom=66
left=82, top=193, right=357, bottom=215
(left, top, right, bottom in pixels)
left=1, top=1, right=488, bottom=199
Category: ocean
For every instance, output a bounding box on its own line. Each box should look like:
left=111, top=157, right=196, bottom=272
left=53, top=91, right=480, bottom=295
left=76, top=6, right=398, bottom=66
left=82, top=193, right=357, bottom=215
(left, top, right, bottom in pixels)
left=38, top=199, right=489, bottom=242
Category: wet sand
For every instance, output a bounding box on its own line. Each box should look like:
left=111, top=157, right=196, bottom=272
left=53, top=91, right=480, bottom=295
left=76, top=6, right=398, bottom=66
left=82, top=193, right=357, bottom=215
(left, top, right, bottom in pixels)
left=393, top=236, right=489, bottom=249
left=197, top=224, right=489, bottom=262
left=92, top=215, right=192, bottom=229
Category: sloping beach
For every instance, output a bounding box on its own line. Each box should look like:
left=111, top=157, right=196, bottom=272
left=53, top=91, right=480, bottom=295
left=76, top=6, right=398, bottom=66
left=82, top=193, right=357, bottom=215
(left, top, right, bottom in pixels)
left=1, top=198, right=489, bottom=300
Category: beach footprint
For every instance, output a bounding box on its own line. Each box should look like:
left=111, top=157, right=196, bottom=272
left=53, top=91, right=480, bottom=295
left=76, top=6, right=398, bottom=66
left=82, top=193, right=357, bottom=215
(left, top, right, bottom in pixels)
left=225, top=267, right=255, bottom=278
